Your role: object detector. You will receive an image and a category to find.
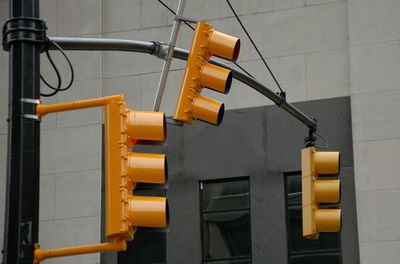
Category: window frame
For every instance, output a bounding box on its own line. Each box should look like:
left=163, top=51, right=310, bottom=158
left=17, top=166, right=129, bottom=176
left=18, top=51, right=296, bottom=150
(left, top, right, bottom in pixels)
left=199, top=176, right=252, bottom=264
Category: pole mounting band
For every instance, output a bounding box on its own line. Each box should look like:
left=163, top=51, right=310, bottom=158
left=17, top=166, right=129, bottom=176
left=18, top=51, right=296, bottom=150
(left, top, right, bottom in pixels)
left=2, top=17, right=47, bottom=52
left=21, top=98, right=41, bottom=105
left=21, top=98, right=41, bottom=120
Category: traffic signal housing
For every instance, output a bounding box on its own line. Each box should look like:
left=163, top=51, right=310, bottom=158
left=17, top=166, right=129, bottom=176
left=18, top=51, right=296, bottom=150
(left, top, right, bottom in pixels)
left=33, top=95, right=168, bottom=262
left=174, top=21, right=240, bottom=125
left=301, top=146, right=341, bottom=240
left=104, top=96, right=168, bottom=241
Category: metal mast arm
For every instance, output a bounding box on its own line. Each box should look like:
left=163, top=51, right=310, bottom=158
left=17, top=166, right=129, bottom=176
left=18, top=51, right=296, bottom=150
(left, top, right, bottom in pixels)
left=48, top=37, right=317, bottom=130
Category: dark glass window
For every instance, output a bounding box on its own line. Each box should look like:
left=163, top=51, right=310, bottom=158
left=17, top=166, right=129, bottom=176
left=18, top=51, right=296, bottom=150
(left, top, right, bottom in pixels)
left=200, top=177, right=252, bottom=263
left=285, top=173, right=341, bottom=264
left=118, top=188, right=167, bottom=264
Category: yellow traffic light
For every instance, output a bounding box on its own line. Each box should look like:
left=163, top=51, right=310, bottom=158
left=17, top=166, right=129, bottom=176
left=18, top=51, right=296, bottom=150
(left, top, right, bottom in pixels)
left=33, top=95, right=168, bottom=262
left=301, top=146, right=341, bottom=240
left=174, top=21, right=240, bottom=125
left=104, top=95, right=168, bottom=241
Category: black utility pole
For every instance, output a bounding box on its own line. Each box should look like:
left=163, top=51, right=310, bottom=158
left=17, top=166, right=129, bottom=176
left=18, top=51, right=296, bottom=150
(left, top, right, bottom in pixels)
left=2, top=0, right=42, bottom=263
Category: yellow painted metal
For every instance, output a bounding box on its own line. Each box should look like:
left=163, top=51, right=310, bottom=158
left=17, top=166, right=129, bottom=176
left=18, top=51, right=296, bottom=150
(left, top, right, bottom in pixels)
left=126, top=110, right=166, bottom=141
left=302, top=147, right=315, bottom=239
left=302, top=147, right=341, bottom=240
left=315, top=209, right=341, bottom=232
left=36, top=94, right=123, bottom=118
left=126, top=153, right=166, bottom=184
left=35, top=94, right=168, bottom=261
left=209, top=30, right=240, bottom=61
left=33, top=239, right=126, bottom=263
left=201, top=63, right=232, bottom=94
left=105, top=97, right=168, bottom=241
left=192, top=94, right=224, bottom=125
left=104, top=98, right=134, bottom=241
left=173, top=21, right=240, bottom=125
left=315, top=179, right=340, bottom=203
left=127, top=196, right=168, bottom=228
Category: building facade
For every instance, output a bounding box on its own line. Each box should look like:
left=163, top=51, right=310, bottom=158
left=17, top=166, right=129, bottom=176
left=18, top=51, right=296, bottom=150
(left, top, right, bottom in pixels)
left=1, top=0, right=399, bottom=263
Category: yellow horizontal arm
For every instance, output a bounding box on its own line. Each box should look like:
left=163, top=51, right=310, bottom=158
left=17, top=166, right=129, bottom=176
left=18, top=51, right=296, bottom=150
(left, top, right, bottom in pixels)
left=36, top=94, right=124, bottom=118
left=34, top=239, right=127, bottom=263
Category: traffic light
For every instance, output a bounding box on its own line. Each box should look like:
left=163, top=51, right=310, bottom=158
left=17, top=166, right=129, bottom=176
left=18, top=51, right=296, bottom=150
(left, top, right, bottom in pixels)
left=301, top=146, right=341, bottom=240
left=104, top=95, right=168, bottom=241
left=33, top=95, right=168, bottom=262
left=174, top=21, right=240, bottom=125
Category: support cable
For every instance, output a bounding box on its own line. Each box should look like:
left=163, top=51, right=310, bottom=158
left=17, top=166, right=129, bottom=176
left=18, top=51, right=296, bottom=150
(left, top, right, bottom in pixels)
left=225, top=0, right=284, bottom=95
left=157, top=0, right=254, bottom=78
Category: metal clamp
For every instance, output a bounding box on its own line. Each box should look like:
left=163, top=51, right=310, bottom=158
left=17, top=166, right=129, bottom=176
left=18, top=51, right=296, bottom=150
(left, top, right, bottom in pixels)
left=21, top=98, right=41, bottom=105
left=152, top=41, right=169, bottom=60
left=2, top=17, right=47, bottom=52
left=174, top=15, right=198, bottom=23
left=21, top=98, right=41, bottom=120
left=276, top=91, right=286, bottom=107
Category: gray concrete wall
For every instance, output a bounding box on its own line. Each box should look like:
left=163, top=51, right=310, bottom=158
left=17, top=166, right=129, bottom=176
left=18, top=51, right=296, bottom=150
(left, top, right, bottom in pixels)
left=347, top=1, right=400, bottom=263
left=0, top=0, right=399, bottom=263
left=162, top=96, right=358, bottom=264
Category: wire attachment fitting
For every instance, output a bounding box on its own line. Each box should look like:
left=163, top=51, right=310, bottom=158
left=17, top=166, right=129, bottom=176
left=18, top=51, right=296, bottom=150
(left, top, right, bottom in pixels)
left=304, top=118, right=318, bottom=147
left=276, top=91, right=286, bottom=107
left=2, top=17, right=47, bottom=52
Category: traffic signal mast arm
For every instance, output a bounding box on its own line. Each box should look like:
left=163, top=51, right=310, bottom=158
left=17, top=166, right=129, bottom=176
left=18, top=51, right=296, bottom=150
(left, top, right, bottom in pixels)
left=47, top=36, right=317, bottom=130
left=34, top=95, right=168, bottom=262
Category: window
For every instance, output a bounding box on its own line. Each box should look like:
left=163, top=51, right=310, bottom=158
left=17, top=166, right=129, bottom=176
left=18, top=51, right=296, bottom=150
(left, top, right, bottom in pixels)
left=118, top=188, right=167, bottom=264
left=200, top=177, right=252, bottom=263
left=285, top=173, right=342, bottom=264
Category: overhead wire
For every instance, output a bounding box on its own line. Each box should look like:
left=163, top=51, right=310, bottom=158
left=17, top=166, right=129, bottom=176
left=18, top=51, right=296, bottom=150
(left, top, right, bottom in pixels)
left=157, top=0, right=254, bottom=78
left=225, top=0, right=284, bottom=94
left=224, top=1, right=333, bottom=147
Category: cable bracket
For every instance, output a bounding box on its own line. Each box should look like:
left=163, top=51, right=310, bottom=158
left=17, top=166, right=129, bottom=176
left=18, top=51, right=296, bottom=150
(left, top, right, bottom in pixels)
left=2, top=17, right=47, bottom=52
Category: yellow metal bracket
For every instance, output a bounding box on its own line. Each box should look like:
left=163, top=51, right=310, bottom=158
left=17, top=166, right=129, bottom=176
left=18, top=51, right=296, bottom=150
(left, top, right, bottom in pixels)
left=36, top=94, right=124, bottom=119
left=34, top=95, right=126, bottom=263
left=34, top=239, right=126, bottom=263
